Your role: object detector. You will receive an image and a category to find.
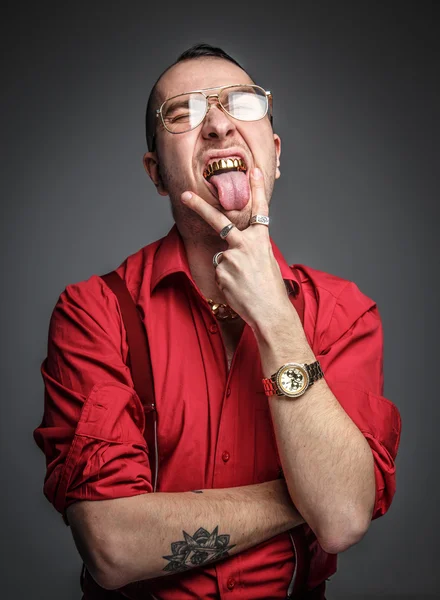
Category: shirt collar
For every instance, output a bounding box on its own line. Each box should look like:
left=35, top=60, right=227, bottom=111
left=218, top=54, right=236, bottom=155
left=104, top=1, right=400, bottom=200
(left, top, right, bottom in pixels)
left=151, top=224, right=300, bottom=295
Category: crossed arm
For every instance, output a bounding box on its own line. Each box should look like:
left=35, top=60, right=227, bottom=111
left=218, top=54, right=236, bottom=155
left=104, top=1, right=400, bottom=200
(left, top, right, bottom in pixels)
left=67, top=478, right=304, bottom=590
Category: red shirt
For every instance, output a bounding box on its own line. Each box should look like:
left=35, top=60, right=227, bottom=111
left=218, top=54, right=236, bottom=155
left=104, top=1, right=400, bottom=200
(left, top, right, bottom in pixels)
left=34, top=224, right=401, bottom=599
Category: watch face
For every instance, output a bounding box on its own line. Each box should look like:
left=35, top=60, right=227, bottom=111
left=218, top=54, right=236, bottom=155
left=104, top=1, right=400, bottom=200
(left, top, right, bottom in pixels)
left=277, top=364, right=308, bottom=397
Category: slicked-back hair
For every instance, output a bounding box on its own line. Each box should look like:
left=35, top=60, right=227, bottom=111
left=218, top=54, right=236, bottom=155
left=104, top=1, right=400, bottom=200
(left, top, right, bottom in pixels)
left=145, top=43, right=248, bottom=152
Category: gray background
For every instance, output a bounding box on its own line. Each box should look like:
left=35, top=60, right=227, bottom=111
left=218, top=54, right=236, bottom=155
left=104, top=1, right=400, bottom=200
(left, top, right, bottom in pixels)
left=1, top=0, right=438, bottom=598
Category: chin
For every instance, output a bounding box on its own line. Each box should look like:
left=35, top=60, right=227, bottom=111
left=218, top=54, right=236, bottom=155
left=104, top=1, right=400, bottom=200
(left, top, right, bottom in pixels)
left=224, top=205, right=253, bottom=231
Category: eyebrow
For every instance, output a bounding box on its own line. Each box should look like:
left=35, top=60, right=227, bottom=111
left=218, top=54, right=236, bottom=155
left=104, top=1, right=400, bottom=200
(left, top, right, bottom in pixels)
left=164, top=99, right=192, bottom=114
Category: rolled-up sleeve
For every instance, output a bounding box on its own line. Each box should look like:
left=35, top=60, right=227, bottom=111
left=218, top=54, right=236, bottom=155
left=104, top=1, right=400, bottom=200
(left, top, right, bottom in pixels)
left=317, top=281, right=402, bottom=521
left=33, top=276, right=153, bottom=526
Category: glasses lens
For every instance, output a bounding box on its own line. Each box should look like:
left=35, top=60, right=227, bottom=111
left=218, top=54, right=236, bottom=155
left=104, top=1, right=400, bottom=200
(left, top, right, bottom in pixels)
left=161, top=93, right=206, bottom=133
left=220, top=85, right=268, bottom=121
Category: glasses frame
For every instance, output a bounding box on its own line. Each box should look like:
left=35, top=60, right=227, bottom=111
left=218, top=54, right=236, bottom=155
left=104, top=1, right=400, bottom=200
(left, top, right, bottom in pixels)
left=148, top=84, right=273, bottom=151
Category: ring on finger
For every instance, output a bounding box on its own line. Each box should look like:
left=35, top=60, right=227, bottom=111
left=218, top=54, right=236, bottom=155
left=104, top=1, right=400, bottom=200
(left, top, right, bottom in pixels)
left=219, top=223, right=236, bottom=239
left=250, top=214, right=270, bottom=226
left=213, top=251, right=224, bottom=268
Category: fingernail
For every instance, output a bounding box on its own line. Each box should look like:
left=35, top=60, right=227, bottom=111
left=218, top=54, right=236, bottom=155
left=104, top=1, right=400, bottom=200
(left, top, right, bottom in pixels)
left=181, top=192, right=192, bottom=202
left=252, top=167, right=262, bottom=179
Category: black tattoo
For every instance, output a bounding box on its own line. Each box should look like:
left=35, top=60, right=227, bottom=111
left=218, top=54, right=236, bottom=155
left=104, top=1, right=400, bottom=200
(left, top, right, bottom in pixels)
left=190, top=490, right=203, bottom=494
left=162, top=526, right=235, bottom=572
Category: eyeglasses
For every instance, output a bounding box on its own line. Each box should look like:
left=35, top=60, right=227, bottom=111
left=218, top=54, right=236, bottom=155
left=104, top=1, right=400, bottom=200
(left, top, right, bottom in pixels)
left=148, top=84, right=272, bottom=150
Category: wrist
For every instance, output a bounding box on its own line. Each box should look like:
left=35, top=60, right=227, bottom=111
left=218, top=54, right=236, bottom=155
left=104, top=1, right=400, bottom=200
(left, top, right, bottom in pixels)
left=252, top=300, right=301, bottom=344
left=253, top=306, right=315, bottom=378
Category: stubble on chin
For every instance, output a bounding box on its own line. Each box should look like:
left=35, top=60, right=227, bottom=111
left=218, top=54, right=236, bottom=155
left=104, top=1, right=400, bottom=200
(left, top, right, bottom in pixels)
left=169, top=198, right=252, bottom=250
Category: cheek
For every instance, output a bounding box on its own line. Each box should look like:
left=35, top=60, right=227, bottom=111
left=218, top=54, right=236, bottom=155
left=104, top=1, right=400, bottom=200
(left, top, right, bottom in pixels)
left=162, top=138, right=197, bottom=181
left=241, top=124, right=274, bottom=165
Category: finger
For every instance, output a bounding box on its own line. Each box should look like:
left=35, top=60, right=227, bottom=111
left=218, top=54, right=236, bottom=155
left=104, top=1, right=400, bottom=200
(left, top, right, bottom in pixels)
left=181, top=191, right=242, bottom=247
left=250, top=167, right=269, bottom=220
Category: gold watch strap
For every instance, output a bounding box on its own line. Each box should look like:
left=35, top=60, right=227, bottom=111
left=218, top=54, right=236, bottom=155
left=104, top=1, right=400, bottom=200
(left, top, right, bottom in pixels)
left=304, top=360, right=324, bottom=386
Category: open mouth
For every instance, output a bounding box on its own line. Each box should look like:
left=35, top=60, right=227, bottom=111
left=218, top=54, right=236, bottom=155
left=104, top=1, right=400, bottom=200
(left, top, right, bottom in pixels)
left=203, top=157, right=247, bottom=181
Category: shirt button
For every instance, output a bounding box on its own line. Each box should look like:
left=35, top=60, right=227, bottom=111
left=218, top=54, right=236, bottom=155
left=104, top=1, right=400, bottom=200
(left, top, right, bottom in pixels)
left=226, top=387, right=231, bottom=397
left=222, top=451, right=230, bottom=463
left=227, top=577, right=236, bottom=590
left=209, top=323, right=218, bottom=334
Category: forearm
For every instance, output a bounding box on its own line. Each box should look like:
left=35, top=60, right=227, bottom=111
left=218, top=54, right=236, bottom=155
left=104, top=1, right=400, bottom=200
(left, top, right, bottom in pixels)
left=253, top=303, right=375, bottom=553
left=96, top=478, right=304, bottom=589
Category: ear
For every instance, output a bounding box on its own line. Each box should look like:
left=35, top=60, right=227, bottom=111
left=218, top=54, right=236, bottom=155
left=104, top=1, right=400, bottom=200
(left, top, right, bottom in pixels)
left=143, top=152, right=169, bottom=196
left=273, top=134, right=281, bottom=180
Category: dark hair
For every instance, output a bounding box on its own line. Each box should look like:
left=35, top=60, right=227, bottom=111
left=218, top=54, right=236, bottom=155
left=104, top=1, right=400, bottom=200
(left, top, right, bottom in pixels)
left=145, top=43, right=247, bottom=152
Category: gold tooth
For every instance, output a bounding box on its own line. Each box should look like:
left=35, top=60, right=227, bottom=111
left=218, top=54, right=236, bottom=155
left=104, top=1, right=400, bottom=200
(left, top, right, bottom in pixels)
left=204, top=157, right=248, bottom=178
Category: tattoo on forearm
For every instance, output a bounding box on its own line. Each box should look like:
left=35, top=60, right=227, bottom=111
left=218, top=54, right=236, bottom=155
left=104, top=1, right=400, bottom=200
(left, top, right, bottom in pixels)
left=162, top=527, right=235, bottom=572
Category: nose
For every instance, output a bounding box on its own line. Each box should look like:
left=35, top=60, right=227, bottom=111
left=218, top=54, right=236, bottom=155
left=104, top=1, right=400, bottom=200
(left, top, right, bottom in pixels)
left=201, top=96, right=236, bottom=141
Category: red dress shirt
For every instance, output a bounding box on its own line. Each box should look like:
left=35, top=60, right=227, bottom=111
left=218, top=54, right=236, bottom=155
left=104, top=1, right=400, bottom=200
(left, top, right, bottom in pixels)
left=33, top=224, right=401, bottom=599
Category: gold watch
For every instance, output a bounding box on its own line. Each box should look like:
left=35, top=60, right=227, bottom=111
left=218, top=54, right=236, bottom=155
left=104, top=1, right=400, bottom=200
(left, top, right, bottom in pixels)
left=262, top=361, right=324, bottom=398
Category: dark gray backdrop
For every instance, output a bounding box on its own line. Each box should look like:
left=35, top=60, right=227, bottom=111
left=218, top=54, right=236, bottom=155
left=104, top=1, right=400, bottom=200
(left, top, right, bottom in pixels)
left=1, top=1, right=438, bottom=598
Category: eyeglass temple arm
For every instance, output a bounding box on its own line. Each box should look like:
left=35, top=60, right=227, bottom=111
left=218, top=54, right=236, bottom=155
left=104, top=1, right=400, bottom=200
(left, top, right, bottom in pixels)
left=266, top=91, right=273, bottom=127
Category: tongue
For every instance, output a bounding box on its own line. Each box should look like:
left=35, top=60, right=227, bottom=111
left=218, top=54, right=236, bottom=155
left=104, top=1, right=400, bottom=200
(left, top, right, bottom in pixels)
left=209, top=171, right=250, bottom=211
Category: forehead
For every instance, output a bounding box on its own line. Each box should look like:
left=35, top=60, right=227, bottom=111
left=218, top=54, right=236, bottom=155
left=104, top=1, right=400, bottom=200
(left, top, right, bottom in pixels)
left=157, top=57, right=254, bottom=102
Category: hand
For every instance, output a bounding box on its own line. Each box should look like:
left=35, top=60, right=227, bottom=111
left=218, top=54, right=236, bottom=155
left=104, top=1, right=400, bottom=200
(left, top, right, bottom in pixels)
left=180, top=167, right=292, bottom=330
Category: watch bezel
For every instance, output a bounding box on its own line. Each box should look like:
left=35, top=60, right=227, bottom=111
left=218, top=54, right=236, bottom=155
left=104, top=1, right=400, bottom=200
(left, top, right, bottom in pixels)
left=275, top=363, right=309, bottom=398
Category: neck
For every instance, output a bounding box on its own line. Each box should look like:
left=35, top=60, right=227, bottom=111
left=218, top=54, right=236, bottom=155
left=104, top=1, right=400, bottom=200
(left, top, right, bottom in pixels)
left=176, top=222, right=231, bottom=305
left=172, top=190, right=254, bottom=304
left=176, top=220, right=235, bottom=304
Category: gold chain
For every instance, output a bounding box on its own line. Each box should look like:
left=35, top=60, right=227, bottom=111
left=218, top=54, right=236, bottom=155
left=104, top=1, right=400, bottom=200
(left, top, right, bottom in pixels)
left=206, top=298, right=240, bottom=321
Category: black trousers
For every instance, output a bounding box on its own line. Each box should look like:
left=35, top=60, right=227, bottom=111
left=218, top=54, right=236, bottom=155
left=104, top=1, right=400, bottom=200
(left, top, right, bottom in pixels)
left=298, top=580, right=326, bottom=599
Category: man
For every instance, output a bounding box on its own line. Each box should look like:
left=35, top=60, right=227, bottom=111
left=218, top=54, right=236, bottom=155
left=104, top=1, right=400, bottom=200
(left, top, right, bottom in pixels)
left=34, top=44, right=401, bottom=599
